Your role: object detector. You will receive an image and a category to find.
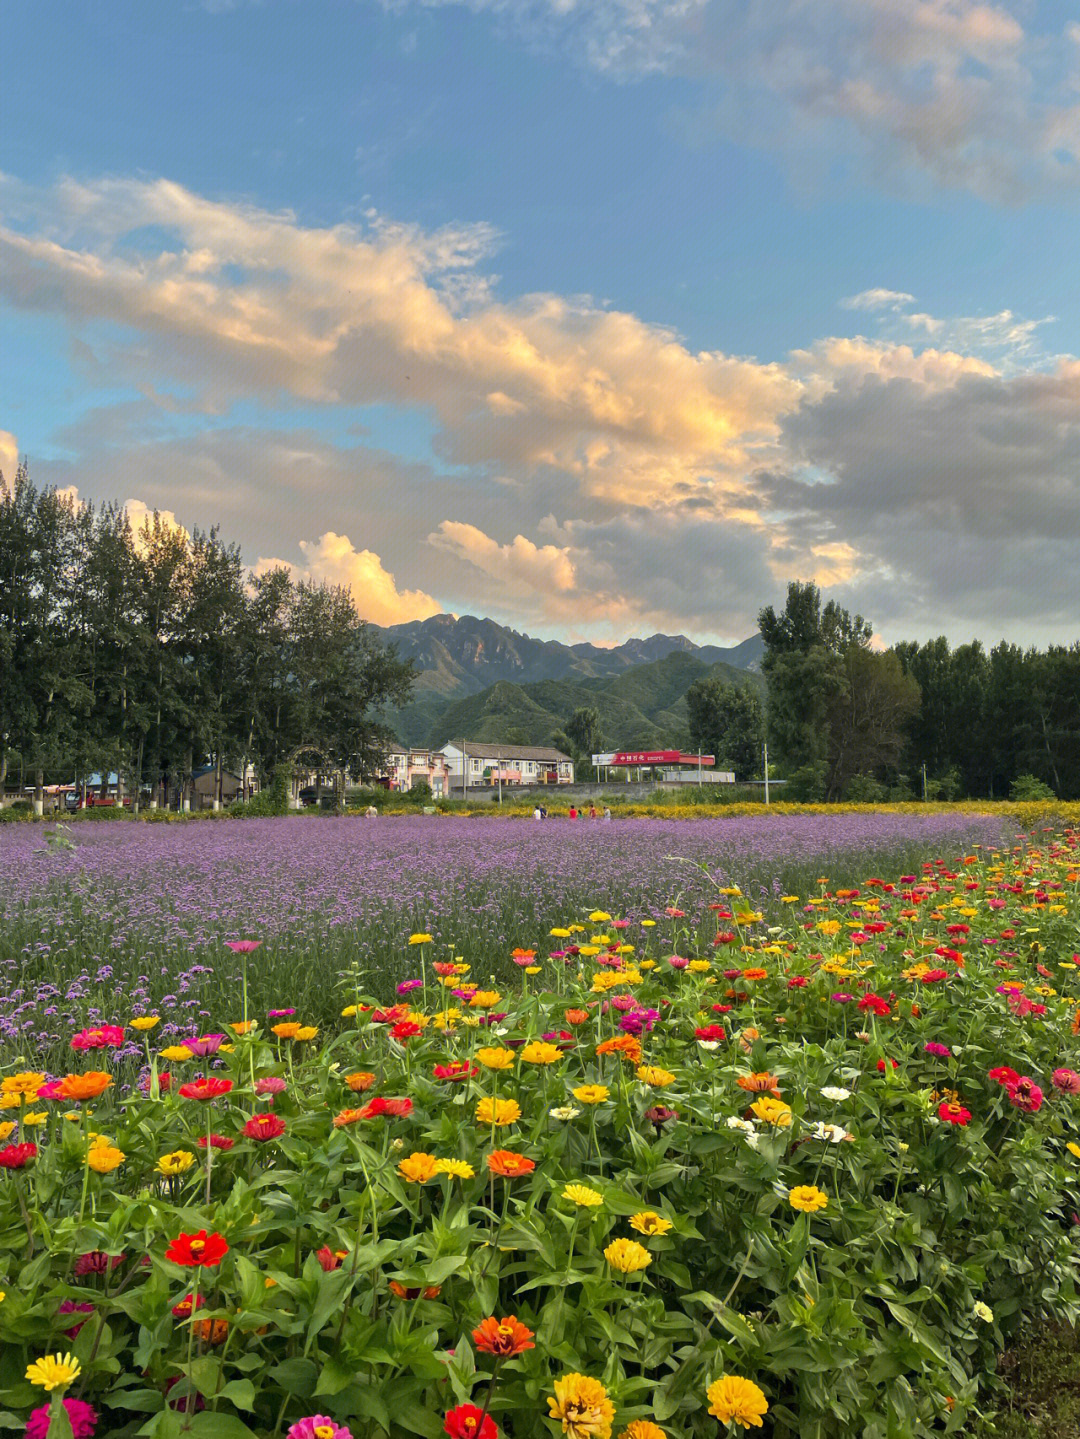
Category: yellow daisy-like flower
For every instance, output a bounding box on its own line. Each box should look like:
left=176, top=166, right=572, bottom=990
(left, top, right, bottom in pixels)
left=604, top=1238, right=652, bottom=1273
left=636, top=1066, right=676, bottom=1088
left=475, top=1047, right=515, bottom=1070
left=618, top=1423, right=668, bottom=1439
left=520, top=1041, right=563, bottom=1065
left=590, top=971, right=623, bottom=992
left=705, top=1376, right=768, bottom=1430
left=294, top=1026, right=319, bottom=1041
left=563, top=1182, right=604, bottom=1207
left=1, top=1072, right=46, bottom=1098
left=525, top=965, right=542, bottom=975
left=434, top=1158, right=475, bottom=1179
left=341, top=1005, right=359, bottom=1017
left=628, top=1211, right=672, bottom=1237
left=589, top=911, right=612, bottom=923
left=780, top=896, right=801, bottom=904
left=816, top=920, right=842, bottom=935
left=130, top=1016, right=160, bottom=1032
left=579, top=946, right=602, bottom=958
left=25, top=1353, right=81, bottom=1393
left=468, top=991, right=503, bottom=1010
left=0, top=1121, right=15, bottom=1142
left=550, top=927, right=572, bottom=938
left=433, top=1009, right=462, bottom=1030
left=20, top=1111, right=47, bottom=1127
left=476, top=1097, right=521, bottom=1126
left=547, top=1373, right=615, bottom=1439
left=1066, top=1142, right=1080, bottom=1159
left=87, top=1143, right=125, bottom=1174
left=638, top=959, right=657, bottom=970
left=640, top=920, right=656, bottom=928
left=688, top=960, right=711, bottom=973
left=157, top=1150, right=195, bottom=1176
left=572, top=1085, right=610, bottom=1105
left=788, top=1185, right=829, bottom=1213
left=397, top=1151, right=440, bottom=1183
left=749, top=1096, right=793, bottom=1127
left=160, top=1045, right=194, bottom=1062
left=230, top=1020, right=258, bottom=1034
left=408, top=933, right=433, bottom=944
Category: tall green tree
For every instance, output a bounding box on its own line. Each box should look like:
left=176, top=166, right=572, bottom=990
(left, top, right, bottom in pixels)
left=685, top=676, right=764, bottom=779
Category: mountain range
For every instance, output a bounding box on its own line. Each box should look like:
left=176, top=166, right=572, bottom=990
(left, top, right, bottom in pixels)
left=370, top=613, right=765, bottom=750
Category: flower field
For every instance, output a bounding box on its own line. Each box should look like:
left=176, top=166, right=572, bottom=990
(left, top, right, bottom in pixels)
left=0, top=811, right=1008, bottom=1067
left=2, top=819, right=1080, bottom=1436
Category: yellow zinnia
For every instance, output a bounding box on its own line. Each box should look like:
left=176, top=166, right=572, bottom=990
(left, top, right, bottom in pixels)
left=475, top=1047, right=515, bottom=1070
left=636, top=1066, right=675, bottom=1088
left=572, top=1085, right=610, bottom=1105
left=618, top=1424, right=667, bottom=1439
left=87, top=1143, right=125, bottom=1174
left=25, top=1353, right=81, bottom=1392
left=547, top=1373, right=615, bottom=1439
left=520, top=1041, right=562, bottom=1065
left=476, top=1097, right=521, bottom=1127
left=157, top=1150, right=195, bottom=1176
left=628, top=1211, right=672, bottom=1237
left=1, top=1072, right=46, bottom=1098
left=130, top=1016, right=160, bottom=1032
left=408, top=933, right=433, bottom=944
left=563, top=1183, right=603, bottom=1207
left=749, top=1096, right=792, bottom=1127
left=160, top=1045, right=194, bottom=1062
left=434, top=1158, right=475, bottom=1179
left=0, top=1122, right=15, bottom=1143
left=397, top=1152, right=440, bottom=1183
left=706, top=1376, right=768, bottom=1430
left=788, top=1185, right=829, bottom=1213
left=603, top=1238, right=652, bottom=1273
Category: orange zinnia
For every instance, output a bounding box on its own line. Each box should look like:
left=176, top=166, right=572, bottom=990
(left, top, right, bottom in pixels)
left=57, top=1072, right=113, bottom=1102
left=389, top=1280, right=442, bottom=1300
left=193, top=1317, right=230, bottom=1345
left=333, top=1108, right=366, bottom=1128
left=487, top=1150, right=536, bottom=1178
left=741, top=968, right=768, bottom=981
left=596, top=1035, right=643, bottom=1063
left=345, top=1072, right=376, bottom=1092
left=472, top=1315, right=536, bottom=1357
left=564, top=1009, right=590, bottom=1026
left=736, top=1072, right=781, bottom=1096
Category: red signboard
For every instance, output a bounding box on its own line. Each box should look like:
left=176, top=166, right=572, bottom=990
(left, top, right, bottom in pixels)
left=608, top=751, right=714, bottom=766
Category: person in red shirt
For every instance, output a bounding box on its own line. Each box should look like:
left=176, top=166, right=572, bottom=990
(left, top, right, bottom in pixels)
left=568, top=805, right=578, bottom=819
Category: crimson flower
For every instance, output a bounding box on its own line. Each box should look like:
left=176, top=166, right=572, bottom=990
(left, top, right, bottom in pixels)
left=165, top=1230, right=229, bottom=1268
left=178, top=1077, right=233, bottom=1101
left=938, top=1100, right=971, bottom=1126
left=71, top=1025, right=125, bottom=1050
left=243, top=1113, right=286, bottom=1141
left=171, top=1292, right=202, bottom=1317
left=694, top=1024, right=726, bottom=1041
left=390, top=1021, right=422, bottom=1042
left=197, top=1134, right=235, bottom=1150
left=1009, top=1078, right=1044, bottom=1113
left=0, top=1141, right=37, bottom=1169
left=989, top=1066, right=1021, bottom=1086
left=444, top=1404, right=498, bottom=1439
left=876, top=1059, right=898, bottom=1072
left=357, top=1097, right=413, bottom=1120
left=433, top=1061, right=478, bottom=1082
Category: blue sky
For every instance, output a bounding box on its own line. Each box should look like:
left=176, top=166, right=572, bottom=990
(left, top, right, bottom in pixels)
left=3, top=0, right=1080, bottom=645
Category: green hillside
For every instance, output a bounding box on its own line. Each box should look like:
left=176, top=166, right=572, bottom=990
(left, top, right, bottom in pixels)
left=418, top=651, right=763, bottom=752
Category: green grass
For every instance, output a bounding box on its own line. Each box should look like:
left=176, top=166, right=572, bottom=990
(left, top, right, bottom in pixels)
left=978, top=1326, right=1080, bottom=1438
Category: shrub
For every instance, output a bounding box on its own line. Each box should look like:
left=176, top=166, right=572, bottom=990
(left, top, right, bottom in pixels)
left=1010, top=773, right=1056, bottom=801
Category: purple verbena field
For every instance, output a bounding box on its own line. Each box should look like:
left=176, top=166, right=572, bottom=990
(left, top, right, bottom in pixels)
left=1, top=811, right=1008, bottom=1069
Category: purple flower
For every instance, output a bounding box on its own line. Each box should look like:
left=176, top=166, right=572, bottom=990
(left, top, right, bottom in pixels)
left=831, top=993, right=854, bottom=1004
left=396, top=979, right=423, bottom=995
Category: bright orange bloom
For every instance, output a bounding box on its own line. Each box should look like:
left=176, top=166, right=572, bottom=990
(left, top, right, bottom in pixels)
left=193, top=1318, right=229, bottom=1346
left=271, top=1022, right=301, bottom=1039
left=345, top=1072, right=377, bottom=1092
left=229, top=1021, right=258, bottom=1035
left=736, top=1073, right=781, bottom=1096
left=741, top=968, right=768, bottom=981
left=472, top=1315, right=536, bottom=1357
left=597, top=1035, right=642, bottom=1064
left=388, top=1281, right=442, bottom=1300
left=487, top=1150, right=536, bottom=1178
left=565, top=1009, right=591, bottom=1026
left=57, top=1072, right=113, bottom=1102
left=332, top=1108, right=366, bottom=1128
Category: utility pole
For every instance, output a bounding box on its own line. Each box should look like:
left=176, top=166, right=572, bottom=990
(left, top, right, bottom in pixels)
left=922, top=762, right=927, bottom=801
left=697, top=751, right=702, bottom=787
left=763, top=740, right=770, bottom=806
left=497, top=752, right=502, bottom=805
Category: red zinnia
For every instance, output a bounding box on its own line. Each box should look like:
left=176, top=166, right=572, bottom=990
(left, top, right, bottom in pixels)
left=938, top=1100, right=971, bottom=1126
left=391, top=1021, right=422, bottom=1042
left=434, top=1061, right=479, bottom=1082
left=0, top=1142, right=37, bottom=1169
left=694, top=1024, right=726, bottom=1041
left=243, top=1113, right=286, bottom=1141
left=858, top=995, right=891, bottom=1016
left=172, top=1292, right=202, bottom=1317
left=197, top=1134, right=235, bottom=1150
left=164, top=1230, right=229, bottom=1268
left=876, top=1058, right=898, bottom=1072
left=178, top=1077, right=233, bottom=1101
left=989, top=1066, right=1021, bottom=1086
left=444, top=1403, right=498, bottom=1439
left=358, top=1096, right=413, bottom=1120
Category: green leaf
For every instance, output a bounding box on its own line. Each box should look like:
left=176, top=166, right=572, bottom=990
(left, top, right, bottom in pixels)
left=45, top=1404, right=75, bottom=1439
left=216, top=1378, right=257, bottom=1412
left=186, top=1415, right=260, bottom=1437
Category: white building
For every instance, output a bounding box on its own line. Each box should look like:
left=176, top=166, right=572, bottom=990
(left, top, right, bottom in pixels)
left=440, top=741, right=574, bottom=792
left=383, top=748, right=450, bottom=798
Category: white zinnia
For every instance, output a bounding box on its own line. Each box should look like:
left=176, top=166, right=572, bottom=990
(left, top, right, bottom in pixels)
left=820, top=1086, right=852, bottom=1102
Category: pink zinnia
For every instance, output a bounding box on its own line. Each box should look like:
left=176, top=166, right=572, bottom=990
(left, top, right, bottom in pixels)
left=924, top=1042, right=951, bottom=1058
left=225, top=939, right=262, bottom=952
left=254, top=1076, right=287, bottom=1098
left=182, top=1034, right=226, bottom=1058
left=57, top=1300, right=95, bottom=1335
left=26, top=1399, right=97, bottom=1438
left=71, top=1025, right=124, bottom=1050
left=74, top=1250, right=124, bottom=1277
left=1009, top=1077, right=1044, bottom=1113
left=1052, top=1068, right=1080, bottom=1094
left=285, top=1419, right=353, bottom=1439
left=667, top=956, right=689, bottom=970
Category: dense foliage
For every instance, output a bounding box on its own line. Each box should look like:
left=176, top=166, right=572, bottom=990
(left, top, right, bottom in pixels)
left=0, top=468, right=415, bottom=807
left=2, top=822, right=1080, bottom=1437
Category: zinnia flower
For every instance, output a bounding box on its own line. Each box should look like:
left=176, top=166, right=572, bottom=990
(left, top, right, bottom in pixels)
left=87, top=1143, right=125, bottom=1174
left=0, top=1142, right=37, bottom=1169
left=25, top=1353, right=81, bottom=1392
left=705, top=1376, right=769, bottom=1430
left=487, top=1150, right=535, bottom=1178
left=1053, top=1068, right=1080, bottom=1093
left=472, top=1315, right=536, bottom=1357
left=197, top=1134, right=235, bottom=1150
left=924, top=1043, right=951, bottom=1058
left=71, top=1026, right=124, bottom=1051
left=398, top=1152, right=441, bottom=1183
left=572, top=1085, right=610, bottom=1105
left=157, top=1151, right=196, bottom=1176
left=164, top=1230, right=229, bottom=1268
left=57, top=1073, right=112, bottom=1102
left=547, top=1373, right=615, bottom=1439
left=443, top=1405, right=497, bottom=1439
left=475, top=1048, right=515, bottom=1070
left=25, top=1398, right=97, bottom=1438
left=476, top=1097, right=521, bottom=1127
left=1009, top=1078, right=1044, bottom=1113
left=938, top=1100, right=972, bottom=1126
left=345, top=1072, right=376, bottom=1092
left=244, top=1113, right=286, bottom=1141
left=520, top=1041, right=563, bottom=1065
left=603, top=1238, right=652, bottom=1273
left=285, top=1417, right=354, bottom=1439
left=628, top=1211, right=672, bottom=1236
left=749, top=1097, right=792, bottom=1127
left=636, top=1066, right=675, bottom=1088
left=563, top=1183, right=603, bottom=1207
left=788, top=1185, right=829, bottom=1212
left=434, top=1061, right=478, bottom=1083
left=178, top=1077, right=233, bottom=1101
left=435, top=1158, right=475, bottom=1179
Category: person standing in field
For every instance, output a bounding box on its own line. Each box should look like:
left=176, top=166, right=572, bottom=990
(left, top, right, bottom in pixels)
left=533, top=804, right=542, bottom=820
left=588, top=804, right=598, bottom=819
left=568, top=805, right=578, bottom=820
left=603, top=806, right=612, bottom=822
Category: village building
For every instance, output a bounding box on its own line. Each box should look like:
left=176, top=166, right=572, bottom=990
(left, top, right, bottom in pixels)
left=439, top=741, right=574, bottom=792
left=382, top=748, right=450, bottom=798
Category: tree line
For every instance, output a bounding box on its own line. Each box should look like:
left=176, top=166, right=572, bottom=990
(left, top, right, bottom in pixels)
left=0, top=466, right=415, bottom=809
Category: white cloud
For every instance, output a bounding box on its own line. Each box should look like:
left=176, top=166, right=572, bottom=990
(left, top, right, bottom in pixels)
left=257, top=531, right=442, bottom=626
left=841, top=289, right=915, bottom=311
left=0, top=430, right=18, bottom=485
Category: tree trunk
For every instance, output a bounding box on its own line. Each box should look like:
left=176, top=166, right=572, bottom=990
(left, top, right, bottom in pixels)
left=34, top=767, right=44, bottom=818
left=133, top=734, right=145, bottom=815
